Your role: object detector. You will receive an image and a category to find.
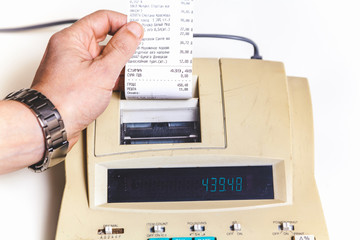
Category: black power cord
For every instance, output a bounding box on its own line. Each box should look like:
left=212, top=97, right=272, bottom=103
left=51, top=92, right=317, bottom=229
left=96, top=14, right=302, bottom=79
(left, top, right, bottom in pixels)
left=0, top=20, right=78, bottom=32
left=0, top=19, right=262, bottom=60
left=194, top=34, right=262, bottom=60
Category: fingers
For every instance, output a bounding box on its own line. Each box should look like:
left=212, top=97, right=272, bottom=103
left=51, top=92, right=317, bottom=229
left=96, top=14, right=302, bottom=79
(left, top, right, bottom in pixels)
left=73, top=10, right=128, bottom=40
left=69, top=10, right=129, bottom=56
left=99, top=21, right=143, bottom=76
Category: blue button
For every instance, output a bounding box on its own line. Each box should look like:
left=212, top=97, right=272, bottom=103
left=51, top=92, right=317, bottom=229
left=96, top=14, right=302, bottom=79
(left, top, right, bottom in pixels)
left=148, top=238, right=170, bottom=240
left=172, top=238, right=192, bottom=240
left=194, top=237, right=216, bottom=240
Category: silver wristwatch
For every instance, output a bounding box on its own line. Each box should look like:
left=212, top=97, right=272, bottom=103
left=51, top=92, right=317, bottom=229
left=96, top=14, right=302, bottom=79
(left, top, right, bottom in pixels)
left=4, top=88, right=69, bottom=172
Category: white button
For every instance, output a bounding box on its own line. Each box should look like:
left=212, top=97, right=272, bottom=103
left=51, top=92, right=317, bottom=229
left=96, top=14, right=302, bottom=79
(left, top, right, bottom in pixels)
left=193, top=224, right=205, bottom=231
left=293, top=235, right=315, bottom=240
left=153, top=225, right=165, bottom=233
left=280, top=222, right=294, bottom=231
left=232, top=223, right=241, bottom=231
left=104, top=225, right=113, bottom=234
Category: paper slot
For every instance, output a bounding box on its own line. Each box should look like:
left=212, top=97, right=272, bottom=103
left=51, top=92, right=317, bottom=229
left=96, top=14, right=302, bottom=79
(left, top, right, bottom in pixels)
left=120, top=98, right=201, bottom=145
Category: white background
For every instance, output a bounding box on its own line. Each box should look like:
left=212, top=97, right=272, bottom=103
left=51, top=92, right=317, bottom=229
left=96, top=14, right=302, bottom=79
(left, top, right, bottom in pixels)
left=0, top=0, right=359, bottom=239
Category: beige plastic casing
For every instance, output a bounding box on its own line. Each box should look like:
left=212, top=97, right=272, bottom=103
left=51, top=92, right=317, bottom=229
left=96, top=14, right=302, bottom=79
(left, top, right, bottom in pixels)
left=56, top=59, right=329, bottom=240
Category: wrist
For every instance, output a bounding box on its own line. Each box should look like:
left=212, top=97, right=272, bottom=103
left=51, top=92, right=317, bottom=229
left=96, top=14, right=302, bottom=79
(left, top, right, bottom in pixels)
left=4, top=88, right=69, bottom=172
left=0, top=100, right=45, bottom=173
left=31, top=85, right=79, bottom=150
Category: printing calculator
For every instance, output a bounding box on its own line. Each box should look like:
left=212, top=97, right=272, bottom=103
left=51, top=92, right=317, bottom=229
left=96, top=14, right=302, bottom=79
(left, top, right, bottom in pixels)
left=56, top=59, right=329, bottom=240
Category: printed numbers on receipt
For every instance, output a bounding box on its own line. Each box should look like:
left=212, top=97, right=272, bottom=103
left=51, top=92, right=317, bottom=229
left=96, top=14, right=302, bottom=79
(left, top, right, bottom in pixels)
left=126, top=0, right=194, bottom=99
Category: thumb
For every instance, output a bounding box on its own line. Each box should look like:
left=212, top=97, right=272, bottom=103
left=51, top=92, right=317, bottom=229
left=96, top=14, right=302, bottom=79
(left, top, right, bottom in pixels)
left=99, top=21, right=143, bottom=76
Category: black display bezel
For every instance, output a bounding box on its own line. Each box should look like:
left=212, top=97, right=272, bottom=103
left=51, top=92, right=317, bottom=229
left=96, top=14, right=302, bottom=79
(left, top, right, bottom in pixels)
left=108, top=166, right=274, bottom=203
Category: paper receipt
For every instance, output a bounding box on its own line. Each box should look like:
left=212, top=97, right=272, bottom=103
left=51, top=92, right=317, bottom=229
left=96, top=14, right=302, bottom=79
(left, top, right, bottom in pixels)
left=126, top=0, right=194, bottom=99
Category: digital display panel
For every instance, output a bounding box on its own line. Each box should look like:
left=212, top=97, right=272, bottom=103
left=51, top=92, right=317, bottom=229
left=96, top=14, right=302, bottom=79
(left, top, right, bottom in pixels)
left=108, top=166, right=274, bottom=203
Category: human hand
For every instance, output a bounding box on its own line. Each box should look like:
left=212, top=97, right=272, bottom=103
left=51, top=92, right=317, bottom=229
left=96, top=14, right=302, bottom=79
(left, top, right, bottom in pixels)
left=31, top=10, right=143, bottom=149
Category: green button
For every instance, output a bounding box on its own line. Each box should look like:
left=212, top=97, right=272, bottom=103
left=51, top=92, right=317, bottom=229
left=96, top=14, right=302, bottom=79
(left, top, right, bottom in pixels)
left=172, top=238, right=192, bottom=240
left=194, top=237, right=216, bottom=240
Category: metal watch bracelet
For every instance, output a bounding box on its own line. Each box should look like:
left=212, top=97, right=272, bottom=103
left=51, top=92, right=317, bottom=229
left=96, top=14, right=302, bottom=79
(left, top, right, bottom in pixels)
left=4, top=88, right=69, bottom=172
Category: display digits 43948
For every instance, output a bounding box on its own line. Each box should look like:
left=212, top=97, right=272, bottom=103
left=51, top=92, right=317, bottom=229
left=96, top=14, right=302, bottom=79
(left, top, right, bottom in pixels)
left=201, top=177, right=243, bottom=192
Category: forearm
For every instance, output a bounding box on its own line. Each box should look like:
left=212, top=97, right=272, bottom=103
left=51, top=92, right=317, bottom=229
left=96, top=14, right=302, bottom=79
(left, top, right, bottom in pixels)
left=0, top=10, right=143, bottom=174
left=0, top=100, right=44, bottom=174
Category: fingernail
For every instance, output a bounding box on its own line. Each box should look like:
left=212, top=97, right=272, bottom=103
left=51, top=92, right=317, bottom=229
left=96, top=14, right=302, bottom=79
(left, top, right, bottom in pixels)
left=127, top=22, right=143, bottom=38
